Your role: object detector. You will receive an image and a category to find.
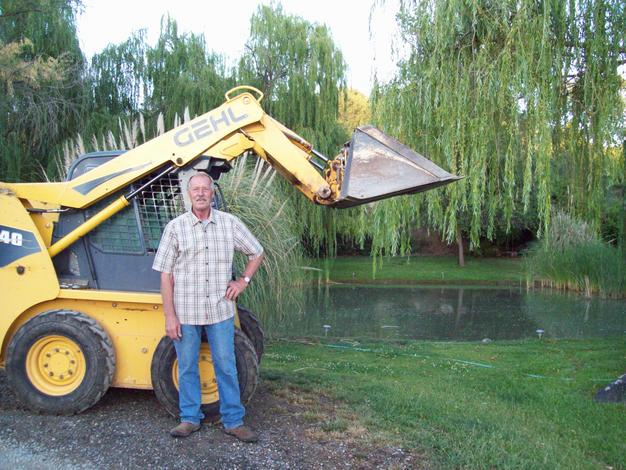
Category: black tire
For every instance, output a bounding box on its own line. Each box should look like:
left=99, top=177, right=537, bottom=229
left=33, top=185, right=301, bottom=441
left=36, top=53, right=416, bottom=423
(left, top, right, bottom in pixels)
left=151, top=328, right=259, bottom=419
left=237, top=306, right=265, bottom=363
left=6, top=310, right=115, bottom=415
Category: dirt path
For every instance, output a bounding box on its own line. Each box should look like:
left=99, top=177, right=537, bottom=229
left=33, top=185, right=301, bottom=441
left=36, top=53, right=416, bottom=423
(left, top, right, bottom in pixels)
left=0, top=371, right=423, bottom=469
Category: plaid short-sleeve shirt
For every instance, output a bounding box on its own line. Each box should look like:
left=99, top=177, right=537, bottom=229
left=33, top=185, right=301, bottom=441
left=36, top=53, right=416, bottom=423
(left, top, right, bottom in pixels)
left=152, top=209, right=263, bottom=325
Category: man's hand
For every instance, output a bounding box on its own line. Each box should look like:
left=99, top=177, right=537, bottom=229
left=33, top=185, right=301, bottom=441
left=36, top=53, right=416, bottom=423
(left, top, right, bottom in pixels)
left=165, top=314, right=181, bottom=340
left=225, top=278, right=247, bottom=300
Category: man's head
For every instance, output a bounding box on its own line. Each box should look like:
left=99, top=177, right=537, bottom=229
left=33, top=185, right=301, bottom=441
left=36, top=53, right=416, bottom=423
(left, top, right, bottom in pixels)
left=187, top=172, right=214, bottom=213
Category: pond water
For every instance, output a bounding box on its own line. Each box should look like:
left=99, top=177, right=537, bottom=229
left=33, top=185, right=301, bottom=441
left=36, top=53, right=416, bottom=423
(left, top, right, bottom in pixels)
left=273, top=285, right=626, bottom=341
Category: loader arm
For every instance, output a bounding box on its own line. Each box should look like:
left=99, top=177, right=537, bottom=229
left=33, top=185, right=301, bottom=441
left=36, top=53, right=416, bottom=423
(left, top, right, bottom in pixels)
left=3, top=87, right=335, bottom=209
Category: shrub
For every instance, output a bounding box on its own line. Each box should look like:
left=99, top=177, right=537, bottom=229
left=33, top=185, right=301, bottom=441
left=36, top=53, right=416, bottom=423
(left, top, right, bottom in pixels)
left=525, top=211, right=624, bottom=297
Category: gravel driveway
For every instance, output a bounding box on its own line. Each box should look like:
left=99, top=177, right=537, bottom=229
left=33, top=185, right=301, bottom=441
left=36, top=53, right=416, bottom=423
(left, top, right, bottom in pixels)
left=0, top=371, right=422, bottom=469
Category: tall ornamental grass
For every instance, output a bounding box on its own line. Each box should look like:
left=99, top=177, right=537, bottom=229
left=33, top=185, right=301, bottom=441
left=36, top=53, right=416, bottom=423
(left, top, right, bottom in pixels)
left=220, top=154, right=307, bottom=331
left=525, top=211, right=624, bottom=298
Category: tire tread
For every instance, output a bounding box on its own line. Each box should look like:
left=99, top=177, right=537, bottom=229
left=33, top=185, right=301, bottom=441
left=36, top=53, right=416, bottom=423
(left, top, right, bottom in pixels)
left=6, top=309, right=116, bottom=415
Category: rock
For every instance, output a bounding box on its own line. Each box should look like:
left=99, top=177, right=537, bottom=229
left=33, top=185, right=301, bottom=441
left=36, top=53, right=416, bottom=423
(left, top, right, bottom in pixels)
left=594, top=373, right=626, bottom=403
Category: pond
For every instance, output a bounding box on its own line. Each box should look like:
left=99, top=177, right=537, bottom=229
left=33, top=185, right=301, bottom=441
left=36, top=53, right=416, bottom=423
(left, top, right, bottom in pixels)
left=272, top=285, right=626, bottom=341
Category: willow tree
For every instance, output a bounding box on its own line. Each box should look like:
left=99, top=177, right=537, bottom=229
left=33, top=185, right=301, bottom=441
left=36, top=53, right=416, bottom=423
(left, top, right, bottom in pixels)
left=237, top=4, right=351, bottom=255
left=0, top=0, right=86, bottom=181
left=370, top=0, right=625, bottom=256
left=86, top=30, right=148, bottom=135
left=74, top=16, right=237, bottom=163
left=145, top=17, right=235, bottom=125
left=238, top=4, right=347, bottom=156
left=85, top=17, right=234, bottom=140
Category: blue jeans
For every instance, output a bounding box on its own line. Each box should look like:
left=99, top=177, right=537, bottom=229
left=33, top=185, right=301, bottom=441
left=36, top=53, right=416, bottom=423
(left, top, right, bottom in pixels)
left=173, top=318, right=244, bottom=429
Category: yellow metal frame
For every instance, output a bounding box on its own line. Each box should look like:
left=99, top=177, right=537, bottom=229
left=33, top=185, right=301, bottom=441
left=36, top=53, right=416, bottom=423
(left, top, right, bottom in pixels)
left=0, top=190, right=60, bottom=360
left=1, top=288, right=244, bottom=392
left=48, top=195, right=130, bottom=257
left=2, top=88, right=337, bottom=265
left=1, top=290, right=163, bottom=388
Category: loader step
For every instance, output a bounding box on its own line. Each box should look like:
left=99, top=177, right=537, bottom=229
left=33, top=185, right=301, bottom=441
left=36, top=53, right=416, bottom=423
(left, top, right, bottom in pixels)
left=58, top=278, right=90, bottom=289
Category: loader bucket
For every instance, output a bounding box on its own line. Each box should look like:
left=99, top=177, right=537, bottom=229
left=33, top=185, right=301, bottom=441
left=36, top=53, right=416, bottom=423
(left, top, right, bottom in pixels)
left=332, top=126, right=461, bottom=208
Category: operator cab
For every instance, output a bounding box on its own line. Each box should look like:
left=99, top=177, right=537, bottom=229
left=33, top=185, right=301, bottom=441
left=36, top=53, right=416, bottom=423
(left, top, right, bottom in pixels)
left=53, top=151, right=231, bottom=292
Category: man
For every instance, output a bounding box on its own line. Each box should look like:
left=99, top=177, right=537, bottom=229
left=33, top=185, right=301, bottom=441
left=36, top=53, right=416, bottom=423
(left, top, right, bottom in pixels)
left=153, top=172, right=264, bottom=442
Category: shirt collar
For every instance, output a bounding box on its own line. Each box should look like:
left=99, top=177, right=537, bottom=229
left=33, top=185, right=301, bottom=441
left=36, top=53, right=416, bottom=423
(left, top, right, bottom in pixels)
left=188, top=209, right=217, bottom=226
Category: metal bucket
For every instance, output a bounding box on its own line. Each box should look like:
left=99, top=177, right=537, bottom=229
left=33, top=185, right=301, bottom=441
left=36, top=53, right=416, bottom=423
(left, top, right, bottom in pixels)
left=332, top=126, right=461, bottom=208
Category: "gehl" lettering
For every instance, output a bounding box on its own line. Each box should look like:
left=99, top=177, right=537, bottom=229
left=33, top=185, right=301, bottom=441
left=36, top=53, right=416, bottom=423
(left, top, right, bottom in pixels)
left=173, top=107, right=249, bottom=147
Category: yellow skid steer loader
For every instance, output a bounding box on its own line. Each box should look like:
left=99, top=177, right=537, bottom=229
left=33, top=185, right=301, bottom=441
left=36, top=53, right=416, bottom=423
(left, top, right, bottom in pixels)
left=0, top=86, right=460, bottom=416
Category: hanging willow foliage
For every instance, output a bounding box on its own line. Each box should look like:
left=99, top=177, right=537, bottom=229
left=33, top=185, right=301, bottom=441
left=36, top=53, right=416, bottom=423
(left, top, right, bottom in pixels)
left=238, top=4, right=347, bottom=155
left=145, top=17, right=236, bottom=124
left=370, top=0, right=625, bottom=251
left=85, top=16, right=234, bottom=143
left=0, top=0, right=86, bottom=182
left=238, top=4, right=350, bottom=256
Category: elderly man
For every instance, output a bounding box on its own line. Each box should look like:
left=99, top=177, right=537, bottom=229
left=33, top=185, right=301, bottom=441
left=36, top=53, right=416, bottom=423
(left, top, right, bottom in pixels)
left=153, top=172, right=264, bottom=442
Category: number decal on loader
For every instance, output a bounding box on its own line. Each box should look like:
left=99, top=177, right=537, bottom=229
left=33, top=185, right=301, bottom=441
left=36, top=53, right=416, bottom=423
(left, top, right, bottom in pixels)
left=0, top=230, right=23, bottom=246
left=0, top=225, right=40, bottom=267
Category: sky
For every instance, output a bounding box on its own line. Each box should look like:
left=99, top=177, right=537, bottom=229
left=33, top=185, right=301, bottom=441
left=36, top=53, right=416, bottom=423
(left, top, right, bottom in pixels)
left=76, top=0, right=403, bottom=96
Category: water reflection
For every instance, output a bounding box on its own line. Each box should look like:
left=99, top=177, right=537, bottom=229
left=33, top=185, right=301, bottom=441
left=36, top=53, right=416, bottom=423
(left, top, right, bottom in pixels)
left=272, top=285, right=626, bottom=341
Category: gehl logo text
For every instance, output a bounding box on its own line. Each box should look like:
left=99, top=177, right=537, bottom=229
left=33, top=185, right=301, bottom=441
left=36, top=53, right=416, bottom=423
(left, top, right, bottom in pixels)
left=174, top=108, right=249, bottom=147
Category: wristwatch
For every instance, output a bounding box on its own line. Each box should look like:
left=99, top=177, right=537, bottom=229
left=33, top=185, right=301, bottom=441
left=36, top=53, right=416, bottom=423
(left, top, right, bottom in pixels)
left=242, top=276, right=251, bottom=284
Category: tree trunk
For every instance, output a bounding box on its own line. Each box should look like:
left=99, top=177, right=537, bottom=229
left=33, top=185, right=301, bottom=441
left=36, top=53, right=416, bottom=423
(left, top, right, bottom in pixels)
left=456, top=223, right=465, bottom=267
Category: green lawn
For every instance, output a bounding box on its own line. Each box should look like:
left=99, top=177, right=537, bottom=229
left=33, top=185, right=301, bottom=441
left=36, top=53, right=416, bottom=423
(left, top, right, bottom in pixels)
left=307, top=255, right=524, bottom=284
left=263, top=337, right=626, bottom=469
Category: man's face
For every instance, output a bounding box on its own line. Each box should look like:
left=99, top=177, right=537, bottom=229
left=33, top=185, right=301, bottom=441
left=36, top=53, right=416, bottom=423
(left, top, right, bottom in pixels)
left=188, top=175, right=214, bottom=212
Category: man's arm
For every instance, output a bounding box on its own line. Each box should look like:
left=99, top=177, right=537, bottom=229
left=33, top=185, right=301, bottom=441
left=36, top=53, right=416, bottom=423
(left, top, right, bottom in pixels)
left=225, top=253, right=264, bottom=301
left=161, top=272, right=181, bottom=340
left=153, top=222, right=181, bottom=339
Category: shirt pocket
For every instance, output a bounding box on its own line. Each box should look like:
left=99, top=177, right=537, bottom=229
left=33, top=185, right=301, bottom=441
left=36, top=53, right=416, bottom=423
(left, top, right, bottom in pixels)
left=177, top=228, right=204, bottom=259
left=204, top=232, right=234, bottom=264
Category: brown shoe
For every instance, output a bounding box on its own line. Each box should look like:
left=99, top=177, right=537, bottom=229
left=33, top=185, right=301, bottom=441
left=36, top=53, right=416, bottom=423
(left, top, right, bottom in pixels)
left=223, top=425, right=258, bottom=443
left=170, top=421, right=201, bottom=438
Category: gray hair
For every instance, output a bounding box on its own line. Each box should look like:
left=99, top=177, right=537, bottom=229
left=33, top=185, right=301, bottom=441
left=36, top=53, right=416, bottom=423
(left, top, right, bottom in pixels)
left=186, top=172, right=214, bottom=190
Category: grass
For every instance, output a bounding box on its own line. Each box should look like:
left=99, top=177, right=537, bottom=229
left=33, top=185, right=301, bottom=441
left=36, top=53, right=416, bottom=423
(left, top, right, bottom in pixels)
left=306, top=255, right=524, bottom=284
left=525, top=241, right=625, bottom=298
left=262, top=337, right=626, bottom=469
left=524, top=211, right=625, bottom=298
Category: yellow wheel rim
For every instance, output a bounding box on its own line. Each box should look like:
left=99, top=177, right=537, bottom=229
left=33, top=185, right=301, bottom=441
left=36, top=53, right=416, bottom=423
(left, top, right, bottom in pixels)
left=26, top=335, right=86, bottom=396
left=173, top=343, right=219, bottom=404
